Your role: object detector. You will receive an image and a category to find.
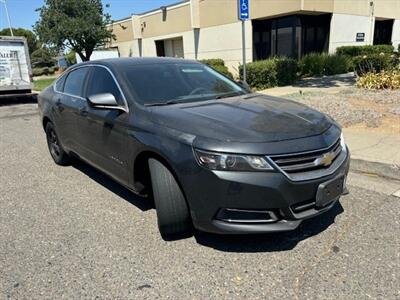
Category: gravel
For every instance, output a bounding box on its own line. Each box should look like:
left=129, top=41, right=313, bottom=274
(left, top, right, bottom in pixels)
left=285, top=88, right=400, bottom=128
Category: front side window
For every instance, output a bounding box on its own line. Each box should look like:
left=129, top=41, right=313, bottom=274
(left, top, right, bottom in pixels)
left=123, top=63, right=245, bottom=106
left=64, top=67, right=89, bottom=97
left=86, top=67, right=123, bottom=105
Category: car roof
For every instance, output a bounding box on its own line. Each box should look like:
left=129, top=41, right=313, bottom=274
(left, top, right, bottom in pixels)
left=77, top=57, right=199, bottom=69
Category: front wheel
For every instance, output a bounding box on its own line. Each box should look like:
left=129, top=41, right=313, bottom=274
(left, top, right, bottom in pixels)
left=45, top=122, right=71, bottom=166
left=148, top=158, right=192, bottom=238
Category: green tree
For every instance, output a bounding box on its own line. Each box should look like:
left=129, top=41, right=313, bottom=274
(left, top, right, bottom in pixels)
left=0, top=28, right=40, bottom=55
left=31, top=47, right=56, bottom=68
left=34, top=0, right=114, bottom=61
left=65, top=50, right=77, bottom=65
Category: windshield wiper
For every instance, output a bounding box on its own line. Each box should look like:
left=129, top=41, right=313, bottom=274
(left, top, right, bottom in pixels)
left=144, top=100, right=181, bottom=107
left=215, top=91, right=245, bottom=100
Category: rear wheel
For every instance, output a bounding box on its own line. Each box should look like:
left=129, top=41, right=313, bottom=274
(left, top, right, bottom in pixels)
left=45, top=122, right=71, bottom=166
left=148, top=158, right=192, bottom=238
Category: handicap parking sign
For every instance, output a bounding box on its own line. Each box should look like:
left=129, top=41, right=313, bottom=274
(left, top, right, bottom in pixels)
left=238, top=0, right=249, bottom=20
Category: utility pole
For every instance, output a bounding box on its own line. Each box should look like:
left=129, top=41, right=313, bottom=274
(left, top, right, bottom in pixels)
left=0, top=0, right=14, bottom=36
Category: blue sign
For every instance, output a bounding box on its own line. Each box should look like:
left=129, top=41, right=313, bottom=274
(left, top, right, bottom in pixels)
left=238, top=0, right=249, bottom=20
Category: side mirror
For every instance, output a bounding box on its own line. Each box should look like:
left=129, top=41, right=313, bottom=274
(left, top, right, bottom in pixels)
left=87, top=93, right=125, bottom=111
left=237, top=80, right=251, bottom=92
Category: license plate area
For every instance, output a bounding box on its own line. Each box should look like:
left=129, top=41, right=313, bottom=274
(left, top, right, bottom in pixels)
left=316, top=175, right=344, bottom=208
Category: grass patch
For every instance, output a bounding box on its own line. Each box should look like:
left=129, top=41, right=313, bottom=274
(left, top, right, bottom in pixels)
left=34, top=78, right=55, bottom=91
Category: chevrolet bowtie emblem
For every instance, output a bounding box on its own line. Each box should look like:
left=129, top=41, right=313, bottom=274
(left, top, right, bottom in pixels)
left=315, top=152, right=335, bottom=167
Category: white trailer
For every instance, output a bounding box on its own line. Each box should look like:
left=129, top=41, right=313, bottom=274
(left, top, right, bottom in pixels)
left=0, top=36, right=34, bottom=98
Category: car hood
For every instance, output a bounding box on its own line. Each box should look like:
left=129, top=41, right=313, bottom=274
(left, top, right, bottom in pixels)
left=149, top=94, right=332, bottom=143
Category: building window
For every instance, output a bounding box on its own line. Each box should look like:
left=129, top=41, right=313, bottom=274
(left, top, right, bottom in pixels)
left=252, top=14, right=331, bottom=61
left=374, top=19, right=394, bottom=45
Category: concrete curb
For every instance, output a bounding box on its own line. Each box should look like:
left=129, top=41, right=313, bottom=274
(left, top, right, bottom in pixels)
left=350, top=158, right=400, bottom=181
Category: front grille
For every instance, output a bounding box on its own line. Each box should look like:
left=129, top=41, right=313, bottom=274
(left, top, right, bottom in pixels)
left=267, top=138, right=346, bottom=181
left=269, top=138, right=342, bottom=173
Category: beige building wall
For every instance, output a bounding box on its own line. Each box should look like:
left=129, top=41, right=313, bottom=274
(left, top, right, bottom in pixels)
left=109, top=19, right=134, bottom=44
left=107, top=18, right=135, bottom=57
left=107, top=0, right=400, bottom=70
left=140, top=3, right=192, bottom=38
left=198, top=0, right=237, bottom=28
left=303, top=0, right=334, bottom=12
left=193, top=21, right=252, bottom=74
left=141, top=31, right=192, bottom=57
left=374, top=0, right=400, bottom=19
left=115, top=41, right=135, bottom=57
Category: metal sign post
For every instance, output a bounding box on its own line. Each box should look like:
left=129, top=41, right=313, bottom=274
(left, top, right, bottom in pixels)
left=238, top=0, right=249, bottom=83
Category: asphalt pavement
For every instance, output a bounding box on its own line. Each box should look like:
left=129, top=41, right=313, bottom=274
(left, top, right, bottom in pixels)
left=1, top=104, right=399, bottom=299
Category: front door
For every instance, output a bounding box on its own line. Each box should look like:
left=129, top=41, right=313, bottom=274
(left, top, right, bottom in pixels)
left=77, top=66, right=131, bottom=186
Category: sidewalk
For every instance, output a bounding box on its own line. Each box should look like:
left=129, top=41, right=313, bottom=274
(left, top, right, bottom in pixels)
left=343, top=128, right=400, bottom=167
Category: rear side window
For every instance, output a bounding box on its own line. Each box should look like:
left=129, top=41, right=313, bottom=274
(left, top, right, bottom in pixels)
left=86, top=67, right=123, bottom=105
left=64, top=67, right=89, bottom=97
left=55, top=74, right=67, bottom=92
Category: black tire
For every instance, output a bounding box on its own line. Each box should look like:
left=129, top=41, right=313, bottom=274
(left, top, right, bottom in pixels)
left=45, top=122, right=71, bottom=166
left=148, top=158, right=192, bottom=238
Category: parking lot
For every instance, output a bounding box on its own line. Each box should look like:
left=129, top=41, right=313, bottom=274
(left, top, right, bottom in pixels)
left=1, top=103, right=399, bottom=299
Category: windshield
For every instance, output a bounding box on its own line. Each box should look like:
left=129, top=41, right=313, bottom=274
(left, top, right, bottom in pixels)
left=123, top=63, right=246, bottom=106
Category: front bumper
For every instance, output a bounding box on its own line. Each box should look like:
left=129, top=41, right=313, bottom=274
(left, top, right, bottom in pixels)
left=182, top=150, right=350, bottom=234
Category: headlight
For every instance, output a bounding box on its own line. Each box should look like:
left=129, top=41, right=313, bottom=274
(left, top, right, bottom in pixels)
left=340, top=133, right=347, bottom=153
left=194, top=149, right=273, bottom=171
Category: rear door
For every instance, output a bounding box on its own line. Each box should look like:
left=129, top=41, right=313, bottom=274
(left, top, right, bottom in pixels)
left=52, top=67, right=90, bottom=151
left=77, top=66, right=130, bottom=185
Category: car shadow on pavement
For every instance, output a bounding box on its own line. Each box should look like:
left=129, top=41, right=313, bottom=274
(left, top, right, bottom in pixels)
left=194, top=202, right=344, bottom=253
left=72, top=160, right=154, bottom=211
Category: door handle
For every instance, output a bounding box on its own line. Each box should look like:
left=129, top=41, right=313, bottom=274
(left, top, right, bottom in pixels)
left=55, top=98, right=63, bottom=112
left=79, top=107, right=88, bottom=117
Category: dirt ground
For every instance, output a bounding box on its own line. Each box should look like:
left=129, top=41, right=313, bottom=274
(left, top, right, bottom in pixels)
left=285, top=88, right=400, bottom=134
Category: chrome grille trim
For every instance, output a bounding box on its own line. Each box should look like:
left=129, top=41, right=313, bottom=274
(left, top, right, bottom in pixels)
left=267, top=138, right=347, bottom=182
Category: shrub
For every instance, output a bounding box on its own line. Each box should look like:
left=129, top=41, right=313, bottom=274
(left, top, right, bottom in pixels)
left=299, top=53, right=326, bottom=76
left=336, top=45, right=394, bottom=57
left=42, top=67, right=50, bottom=75
left=211, top=64, right=234, bottom=79
left=357, top=70, right=400, bottom=89
left=353, top=53, right=395, bottom=76
left=239, top=59, right=277, bottom=89
left=275, top=57, right=298, bottom=85
left=324, top=55, right=353, bottom=75
left=32, top=67, right=51, bottom=76
left=299, top=53, right=351, bottom=77
left=200, top=58, right=233, bottom=79
left=32, top=68, right=44, bottom=77
left=238, top=57, right=298, bottom=89
left=200, top=58, right=225, bottom=67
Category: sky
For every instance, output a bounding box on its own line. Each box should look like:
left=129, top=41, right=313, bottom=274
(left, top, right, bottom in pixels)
left=0, top=0, right=181, bottom=31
